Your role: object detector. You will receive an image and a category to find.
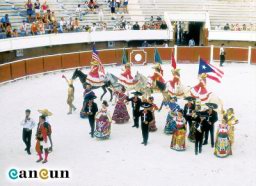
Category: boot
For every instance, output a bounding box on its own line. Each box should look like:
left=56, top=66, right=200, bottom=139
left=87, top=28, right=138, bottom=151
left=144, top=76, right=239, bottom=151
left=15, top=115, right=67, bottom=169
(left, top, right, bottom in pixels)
left=27, top=148, right=31, bottom=155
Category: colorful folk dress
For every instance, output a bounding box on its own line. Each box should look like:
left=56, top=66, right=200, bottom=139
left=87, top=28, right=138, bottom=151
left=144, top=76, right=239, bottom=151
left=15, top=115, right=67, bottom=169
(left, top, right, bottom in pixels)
left=149, top=103, right=158, bottom=132
left=164, top=102, right=180, bottom=134
left=94, top=108, right=112, bottom=139
left=87, top=65, right=104, bottom=86
left=168, top=75, right=183, bottom=96
left=223, top=113, right=238, bottom=145
left=119, top=68, right=137, bottom=87
left=190, top=78, right=211, bottom=101
left=214, top=124, right=232, bottom=158
left=112, top=91, right=130, bottom=124
left=170, top=116, right=186, bottom=151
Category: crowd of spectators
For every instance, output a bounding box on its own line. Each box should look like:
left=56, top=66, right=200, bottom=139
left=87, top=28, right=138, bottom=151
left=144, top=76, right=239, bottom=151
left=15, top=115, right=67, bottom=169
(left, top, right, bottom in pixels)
left=216, top=23, right=256, bottom=31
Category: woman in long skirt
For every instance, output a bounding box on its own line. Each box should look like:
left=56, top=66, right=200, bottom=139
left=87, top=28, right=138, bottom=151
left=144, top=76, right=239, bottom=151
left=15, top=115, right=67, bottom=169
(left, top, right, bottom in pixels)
left=94, top=101, right=112, bottom=139
left=148, top=96, right=158, bottom=132
left=112, top=87, right=130, bottom=124
left=214, top=122, right=232, bottom=158
left=165, top=111, right=176, bottom=134
left=170, top=109, right=187, bottom=151
left=223, top=108, right=239, bottom=145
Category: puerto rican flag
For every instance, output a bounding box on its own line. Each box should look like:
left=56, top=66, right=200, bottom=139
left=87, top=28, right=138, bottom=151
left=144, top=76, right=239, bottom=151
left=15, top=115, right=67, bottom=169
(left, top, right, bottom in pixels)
left=92, top=46, right=105, bottom=75
left=198, top=58, right=224, bottom=83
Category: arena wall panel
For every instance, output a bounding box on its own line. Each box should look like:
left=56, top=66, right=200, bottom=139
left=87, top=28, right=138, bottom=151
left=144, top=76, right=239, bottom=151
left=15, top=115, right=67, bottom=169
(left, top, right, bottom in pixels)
left=0, top=64, right=11, bottom=82
left=251, top=48, right=256, bottom=64
left=114, top=49, right=124, bottom=65
left=11, top=61, right=26, bottom=79
left=25, top=58, right=44, bottom=75
left=214, top=47, right=248, bottom=62
left=61, top=53, right=80, bottom=69
left=177, top=47, right=211, bottom=63
left=79, top=52, right=91, bottom=67
left=43, top=55, right=62, bottom=71
left=158, top=48, right=174, bottom=61
left=98, top=50, right=116, bottom=64
left=144, top=48, right=155, bottom=63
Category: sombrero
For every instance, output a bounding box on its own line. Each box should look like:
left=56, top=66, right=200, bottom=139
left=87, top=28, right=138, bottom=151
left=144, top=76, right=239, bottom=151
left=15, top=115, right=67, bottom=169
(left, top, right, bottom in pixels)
left=90, top=61, right=99, bottom=66
left=200, top=73, right=207, bottom=79
left=171, top=68, right=180, bottom=74
left=205, top=103, right=218, bottom=109
left=38, top=109, right=53, bottom=116
left=184, top=96, right=196, bottom=102
left=141, top=102, right=152, bottom=108
left=88, top=95, right=97, bottom=100
left=152, top=63, right=161, bottom=69
left=131, top=91, right=143, bottom=96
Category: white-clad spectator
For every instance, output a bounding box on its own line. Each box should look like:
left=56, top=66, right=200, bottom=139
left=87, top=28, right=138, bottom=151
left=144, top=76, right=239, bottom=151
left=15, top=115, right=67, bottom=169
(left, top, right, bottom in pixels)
left=19, top=20, right=29, bottom=36
left=188, top=38, right=195, bottom=47
left=21, top=109, right=36, bottom=155
left=98, top=8, right=104, bottom=22
left=91, top=22, right=97, bottom=32
left=76, top=4, right=82, bottom=20
left=125, top=21, right=132, bottom=30
left=59, top=17, right=66, bottom=33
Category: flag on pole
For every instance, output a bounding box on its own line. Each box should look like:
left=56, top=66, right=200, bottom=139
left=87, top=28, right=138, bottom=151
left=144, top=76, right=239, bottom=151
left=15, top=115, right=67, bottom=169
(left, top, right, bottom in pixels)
left=122, top=48, right=128, bottom=64
left=198, top=58, right=224, bottom=83
left=154, top=48, right=162, bottom=64
left=92, top=45, right=105, bottom=75
left=171, top=50, right=176, bottom=69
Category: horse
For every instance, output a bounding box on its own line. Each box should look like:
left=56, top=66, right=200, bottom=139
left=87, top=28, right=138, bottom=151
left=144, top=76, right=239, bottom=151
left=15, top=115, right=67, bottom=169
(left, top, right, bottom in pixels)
left=72, top=69, right=113, bottom=102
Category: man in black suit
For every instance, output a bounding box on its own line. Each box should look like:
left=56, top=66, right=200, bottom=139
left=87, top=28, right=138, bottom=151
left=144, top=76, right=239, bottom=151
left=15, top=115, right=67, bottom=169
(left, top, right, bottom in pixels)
left=203, top=103, right=218, bottom=147
left=83, top=95, right=98, bottom=138
left=183, top=97, right=196, bottom=129
left=139, top=103, right=153, bottom=146
left=192, top=111, right=208, bottom=155
left=127, top=91, right=143, bottom=128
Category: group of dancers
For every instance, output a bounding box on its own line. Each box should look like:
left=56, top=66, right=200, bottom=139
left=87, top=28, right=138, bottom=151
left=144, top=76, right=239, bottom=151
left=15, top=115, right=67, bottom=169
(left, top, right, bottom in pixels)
left=62, top=61, right=238, bottom=158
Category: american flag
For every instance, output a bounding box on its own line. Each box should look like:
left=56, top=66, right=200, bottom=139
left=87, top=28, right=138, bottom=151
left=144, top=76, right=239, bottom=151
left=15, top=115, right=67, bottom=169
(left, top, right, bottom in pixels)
left=92, top=46, right=105, bottom=75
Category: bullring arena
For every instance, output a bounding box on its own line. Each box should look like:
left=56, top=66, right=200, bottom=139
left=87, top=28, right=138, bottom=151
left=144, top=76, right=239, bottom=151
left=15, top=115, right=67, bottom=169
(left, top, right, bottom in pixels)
left=0, top=0, right=256, bottom=186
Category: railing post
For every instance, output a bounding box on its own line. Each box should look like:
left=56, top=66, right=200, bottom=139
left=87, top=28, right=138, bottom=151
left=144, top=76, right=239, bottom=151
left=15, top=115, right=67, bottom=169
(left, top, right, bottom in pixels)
left=248, top=46, right=252, bottom=65
left=174, top=45, right=178, bottom=62
left=210, top=45, right=214, bottom=63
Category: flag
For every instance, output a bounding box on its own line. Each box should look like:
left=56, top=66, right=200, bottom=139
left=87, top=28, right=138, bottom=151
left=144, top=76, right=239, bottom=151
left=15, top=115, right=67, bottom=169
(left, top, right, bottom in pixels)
left=154, top=48, right=162, bottom=64
left=171, top=51, right=176, bottom=69
left=198, top=58, right=224, bottom=83
left=122, top=48, right=128, bottom=64
left=92, top=45, right=105, bottom=75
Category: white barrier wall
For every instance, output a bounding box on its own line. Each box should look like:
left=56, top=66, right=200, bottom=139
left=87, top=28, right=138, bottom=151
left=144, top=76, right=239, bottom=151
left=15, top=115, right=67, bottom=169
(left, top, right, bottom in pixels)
left=0, top=30, right=172, bottom=53
left=209, top=31, right=256, bottom=42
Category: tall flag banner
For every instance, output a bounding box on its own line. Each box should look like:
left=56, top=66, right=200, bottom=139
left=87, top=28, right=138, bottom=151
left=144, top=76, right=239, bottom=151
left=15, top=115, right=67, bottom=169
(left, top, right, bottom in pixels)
left=171, top=50, right=176, bottom=69
left=198, top=58, right=224, bottom=83
left=122, top=48, right=128, bottom=64
left=92, top=45, right=105, bottom=75
left=154, top=48, right=162, bottom=64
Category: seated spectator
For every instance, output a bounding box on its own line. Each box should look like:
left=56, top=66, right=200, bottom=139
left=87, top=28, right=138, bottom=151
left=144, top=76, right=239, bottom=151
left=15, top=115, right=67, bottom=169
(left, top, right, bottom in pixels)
left=142, top=22, right=149, bottom=30
left=38, top=19, right=45, bottom=34
left=120, top=16, right=126, bottom=29
left=59, top=17, right=67, bottom=33
left=12, top=29, right=19, bottom=37
left=160, top=21, right=167, bottom=30
left=72, top=18, right=80, bottom=31
left=188, top=38, right=195, bottom=46
left=31, top=22, right=38, bottom=35
left=1, top=14, right=11, bottom=29
left=34, top=0, right=41, bottom=20
left=19, top=20, right=29, bottom=36
left=52, top=21, right=58, bottom=34
left=224, top=23, right=230, bottom=30
left=101, top=22, right=107, bottom=31
left=41, top=1, right=48, bottom=14
left=50, top=11, right=56, bottom=23
left=155, top=22, right=161, bottom=30
left=133, top=22, right=140, bottom=30
left=25, top=0, right=34, bottom=23
left=6, top=25, right=12, bottom=38
left=234, top=24, right=241, bottom=31
left=67, top=17, right=73, bottom=31
left=242, top=24, right=246, bottom=31
left=91, top=23, right=97, bottom=32
left=88, top=0, right=98, bottom=13
left=125, top=22, right=132, bottom=30
left=230, top=24, right=234, bottom=31
left=84, top=25, right=91, bottom=32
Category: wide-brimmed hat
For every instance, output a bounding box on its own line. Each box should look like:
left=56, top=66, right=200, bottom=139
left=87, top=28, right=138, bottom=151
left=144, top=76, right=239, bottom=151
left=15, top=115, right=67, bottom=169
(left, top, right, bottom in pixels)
left=38, top=109, right=53, bottom=116
left=184, top=96, right=196, bottom=102
left=88, top=95, right=97, bottom=100
left=205, top=103, right=218, bottom=109
left=152, top=63, right=161, bottom=69
left=90, top=61, right=99, bottom=66
left=171, top=68, right=180, bottom=74
left=131, top=91, right=143, bottom=96
left=200, top=73, right=207, bottom=79
left=141, top=102, right=152, bottom=108
left=125, top=63, right=131, bottom=67
left=102, top=100, right=108, bottom=107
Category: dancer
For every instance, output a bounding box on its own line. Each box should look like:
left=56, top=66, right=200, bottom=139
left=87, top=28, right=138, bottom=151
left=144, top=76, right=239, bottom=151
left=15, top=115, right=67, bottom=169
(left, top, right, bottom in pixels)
left=149, top=64, right=165, bottom=89
left=203, top=103, right=218, bottom=147
left=83, top=95, right=98, bottom=138
left=127, top=91, right=143, bottom=128
left=183, top=96, right=195, bottom=130
left=119, top=63, right=136, bottom=86
left=139, top=102, right=153, bottom=146
left=62, top=75, right=76, bottom=114
left=35, top=115, right=52, bottom=163
left=38, top=109, right=53, bottom=152
left=190, top=73, right=212, bottom=101
left=164, top=97, right=180, bottom=134
left=170, top=109, right=187, bottom=151
left=112, top=87, right=130, bottom=124
left=21, top=109, right=36, bottom=155
left=94, top=101, right=112, bottom=139
left=168, top=69, right=183, bottom=96
left=223, top=108, right=239, bottom=145
left=148, top=96, right=158, bottom=132
left=81, top=84, right=95, bottom=118
left=214, top=121, right=232, bottom=158
left=87, top=61, right=105, bottom=86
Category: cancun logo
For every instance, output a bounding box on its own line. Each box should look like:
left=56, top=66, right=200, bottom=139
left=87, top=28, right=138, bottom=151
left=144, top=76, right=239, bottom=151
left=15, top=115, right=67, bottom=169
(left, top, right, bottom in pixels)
left=8, top=168, right=70, bottom=180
